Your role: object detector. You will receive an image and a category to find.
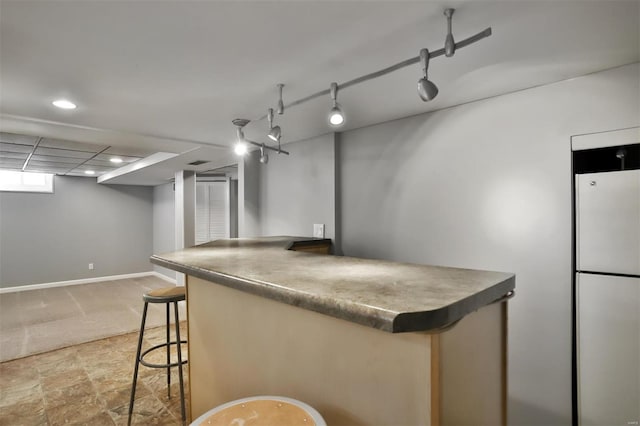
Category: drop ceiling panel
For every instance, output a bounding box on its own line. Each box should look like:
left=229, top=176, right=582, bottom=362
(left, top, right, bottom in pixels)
left=33, top=147, right=96, bottom=159
left=0, top=142, right=33, bottom=154
left=30, top=154, right=83, bottom=164
left=0, top=131, right=153, bottom=177
left=0, top=151, right=28, bottom=160
left=39, top=138, right=108, bottom=152
left=27, top=160, right=79, bottom=169
left=28, top=165, right=70, bottom=174
left=0, top=158, right=23, bottom=169
left=0, top=133, right=39, bottom=144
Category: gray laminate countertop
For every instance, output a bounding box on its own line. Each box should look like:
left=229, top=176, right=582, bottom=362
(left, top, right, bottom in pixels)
left=150, top=236, right=515, bottom=333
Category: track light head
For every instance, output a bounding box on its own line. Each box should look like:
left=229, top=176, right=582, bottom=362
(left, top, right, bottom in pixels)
left=268, top=125, right=281, bottom=142
left=259, top=145, right=269, bottom=164
left=418, top=49, right=439, bottom=102
left=418, top=79, right=439, bottom=102
left=328, top=105, right=344, bottom=126
left=328, top=82, right=345, bottom=127
left=267, top=108, right=282, bottom=142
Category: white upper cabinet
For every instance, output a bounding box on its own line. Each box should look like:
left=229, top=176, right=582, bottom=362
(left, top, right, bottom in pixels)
left=576, top=169, right=640, bottom=275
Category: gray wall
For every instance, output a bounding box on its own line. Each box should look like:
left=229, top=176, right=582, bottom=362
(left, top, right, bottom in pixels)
left=252, top=63, right=639, bottom=425
left=152, top=182, right=176, bottom=280
left=338, top=63, right=639, bottom=425
left=239, top=153, right=261, bottom=237
left=0, top=176, right=153, bottom=288
left=259, top=133, right=336, bottom=240
left=229, top=179, right=238, bottom=238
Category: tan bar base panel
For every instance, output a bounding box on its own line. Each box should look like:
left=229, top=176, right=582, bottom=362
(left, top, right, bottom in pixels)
left=187, top=276, right=506, bottom=425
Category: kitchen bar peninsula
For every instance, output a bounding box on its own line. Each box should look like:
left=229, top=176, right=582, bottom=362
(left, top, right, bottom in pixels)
left=151, top=237, right=515, bottom=425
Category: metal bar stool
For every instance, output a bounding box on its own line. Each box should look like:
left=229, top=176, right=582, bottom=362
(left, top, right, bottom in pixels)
left=128, top=286, right=187, bottom=425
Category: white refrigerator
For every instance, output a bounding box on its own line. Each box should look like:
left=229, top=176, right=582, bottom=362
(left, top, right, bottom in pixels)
left=576, top=169, right=640, bottom=426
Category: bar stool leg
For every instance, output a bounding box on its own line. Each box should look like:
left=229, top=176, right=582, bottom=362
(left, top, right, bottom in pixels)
left=128, top=302, right=148, bottom=426
left=166, top=302, right=171, bottom=399
left=174, top=300, right=186, bottom=422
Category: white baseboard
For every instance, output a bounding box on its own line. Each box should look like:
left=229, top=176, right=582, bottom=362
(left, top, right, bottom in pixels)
left=0, top=271, right=177, bottom=294
left=150, top=271, right=178, bottom=285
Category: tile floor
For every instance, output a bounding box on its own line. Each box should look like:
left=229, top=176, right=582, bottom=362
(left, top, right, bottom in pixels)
left=0, top=323, right=189, bottom=425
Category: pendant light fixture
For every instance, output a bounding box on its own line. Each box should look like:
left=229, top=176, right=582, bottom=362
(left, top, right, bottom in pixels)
left=417, top=48, right=439, bottom=102
left=328, top=82, right=345, bottom=127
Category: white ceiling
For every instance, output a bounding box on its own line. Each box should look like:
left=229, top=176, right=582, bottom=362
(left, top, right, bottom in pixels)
left=1, top=0, right=638, bottom=185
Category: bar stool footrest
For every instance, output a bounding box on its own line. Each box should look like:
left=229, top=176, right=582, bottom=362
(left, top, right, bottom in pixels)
left=139, top=340, right=188, bottom=369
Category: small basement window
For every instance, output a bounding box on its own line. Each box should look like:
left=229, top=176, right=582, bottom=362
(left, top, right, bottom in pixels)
left=0, top=170, right=54, bottom=193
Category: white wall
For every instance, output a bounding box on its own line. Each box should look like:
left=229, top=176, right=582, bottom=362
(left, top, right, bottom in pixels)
left=337, top=63, right=639, bottom=425
left=152, top=182, right=176, bottom=280
left=259, top=133, right=336, bottom=241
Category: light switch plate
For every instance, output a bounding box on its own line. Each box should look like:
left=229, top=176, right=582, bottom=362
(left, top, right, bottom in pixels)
left=313, top=224, right=325, bottom=239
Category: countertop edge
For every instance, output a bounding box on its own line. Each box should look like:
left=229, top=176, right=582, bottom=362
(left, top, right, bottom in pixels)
left=392, top=275, right=515, bottom=332
left=150, top=254, right=399, bottom=332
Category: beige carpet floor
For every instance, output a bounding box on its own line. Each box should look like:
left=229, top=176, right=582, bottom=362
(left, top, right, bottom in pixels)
left=0, top=276, right=186, bottom=363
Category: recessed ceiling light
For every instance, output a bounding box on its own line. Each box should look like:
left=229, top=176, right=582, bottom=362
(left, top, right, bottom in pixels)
left=52, top=99, right=77, bottom=109
left=110, top=157, right=123, bottom=164
left=84, top=170, right=95, bottom=175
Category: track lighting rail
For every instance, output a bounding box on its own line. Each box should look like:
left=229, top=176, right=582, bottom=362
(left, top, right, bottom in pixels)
left=243, top=139, right=290, bottom=156
left=256, top=26, right=492, bottom=122
left=234, top=8, right=491, bottom=160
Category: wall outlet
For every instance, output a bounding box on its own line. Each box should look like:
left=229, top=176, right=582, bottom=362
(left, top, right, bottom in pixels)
left=313, top=224, right=325, bottom=239
left=88, top=263, right=94, bottom=270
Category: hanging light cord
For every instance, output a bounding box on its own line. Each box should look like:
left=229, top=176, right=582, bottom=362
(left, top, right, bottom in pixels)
left=255, top=26, right=492, bottom=122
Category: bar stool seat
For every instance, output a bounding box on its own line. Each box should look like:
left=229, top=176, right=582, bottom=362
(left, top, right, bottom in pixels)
left=190, top=396, right=326, bottom=426
left=143, top=286, right=186, bottom=303
left=128, top=286, right=187, bottom=425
